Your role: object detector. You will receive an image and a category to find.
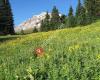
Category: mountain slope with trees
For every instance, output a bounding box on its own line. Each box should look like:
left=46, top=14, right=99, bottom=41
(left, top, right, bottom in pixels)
left=0, top=0, right=100, bottom=35
left=41, top=0, right=100, bottom=32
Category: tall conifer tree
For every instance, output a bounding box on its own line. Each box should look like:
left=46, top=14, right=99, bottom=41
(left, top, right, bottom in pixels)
left=41, top=12, right=50, bottom=31
left=0, top=0, right=5, bottom=33
left=95, top=0, right=100, bottom=17
left=50, top=6, right=61, bottom=30
left=0, top=0, right=15, bottom=34
left=76, top=0, right=86, bottom=25
left=79, top=6, right=86, bottom=25
left=5, top=0, right=15, bottom=34
left=76, top=0, right=81, bottom=18
left=84, top=0, right=96, bottom=23
left=67, top=6, right=76, bottom=27
left=60, top=14, right=66, bottom=24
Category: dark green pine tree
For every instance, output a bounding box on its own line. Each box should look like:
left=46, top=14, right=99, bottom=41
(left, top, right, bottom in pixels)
left=76, top=0, right=82, bottom=25
left=33, top=27, right=38, bottom=33
left=84, top=0, right=96, bottom=23
left=41, top=20, right=45, bottom=31
left=60, top=14, right=66, bottom=24
left=95, top=0, right=100, bottom=18
left=67, top=6, right=76, bottom=27
left=79, top=6, right=87, bottom=25
left=76, top=0, right=81, bottom=18
left=76, top=0, right=86, bottom=26
left=0, top=0, right=15, bottom=35
left=41, top=12, right=50, bottom=31
left=0, top=0, right=5, bottom=34
left=5, top=0, right=15, bottom=34
left=50, top=6, right=61, bottom=30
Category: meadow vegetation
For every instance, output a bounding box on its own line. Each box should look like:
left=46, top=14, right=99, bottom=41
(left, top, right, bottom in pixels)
left=0, top=21, right=100, bottom=80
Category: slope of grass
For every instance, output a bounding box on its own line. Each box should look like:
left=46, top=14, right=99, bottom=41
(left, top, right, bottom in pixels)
left=0, top=21, right=100, bottom=80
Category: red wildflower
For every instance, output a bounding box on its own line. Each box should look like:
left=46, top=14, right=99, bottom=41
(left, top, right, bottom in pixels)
left=35, top=47, right=44, bottom=57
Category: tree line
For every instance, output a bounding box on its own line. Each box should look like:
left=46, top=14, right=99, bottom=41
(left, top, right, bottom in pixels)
left=41, top=0, right=100, bottom=32
left=0, top=0, right=100, bottom=35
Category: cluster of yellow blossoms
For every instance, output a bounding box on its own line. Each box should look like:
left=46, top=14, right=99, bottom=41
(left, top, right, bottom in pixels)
left=68, top=44, right=80, bottom=52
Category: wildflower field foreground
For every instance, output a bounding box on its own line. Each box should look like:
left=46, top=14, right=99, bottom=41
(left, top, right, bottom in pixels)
left=0, top=21, right=100, bottom=80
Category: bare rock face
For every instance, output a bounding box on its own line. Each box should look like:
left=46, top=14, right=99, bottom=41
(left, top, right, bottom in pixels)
left=15, top=12, right=47, bottom=33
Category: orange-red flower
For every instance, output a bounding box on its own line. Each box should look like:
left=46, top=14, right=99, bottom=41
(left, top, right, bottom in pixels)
left=35, top=47, right=44, bottom=57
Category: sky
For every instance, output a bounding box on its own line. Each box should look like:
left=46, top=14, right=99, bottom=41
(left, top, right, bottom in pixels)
left=10, top=0, right=78, bottom=26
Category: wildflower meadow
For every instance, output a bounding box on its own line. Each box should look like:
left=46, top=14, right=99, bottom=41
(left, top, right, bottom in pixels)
left=0, top=21, right=100, bottom=80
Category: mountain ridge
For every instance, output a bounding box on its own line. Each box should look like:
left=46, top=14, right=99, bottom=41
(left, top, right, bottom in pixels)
left=14, top=12, right=48, bottom=33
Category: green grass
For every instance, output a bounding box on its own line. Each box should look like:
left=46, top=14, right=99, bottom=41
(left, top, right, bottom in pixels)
left=0, top=21, right=100, bottom=80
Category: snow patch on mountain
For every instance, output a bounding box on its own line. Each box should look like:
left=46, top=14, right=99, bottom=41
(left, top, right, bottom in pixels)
left=15, top=12, right=48, bottom=32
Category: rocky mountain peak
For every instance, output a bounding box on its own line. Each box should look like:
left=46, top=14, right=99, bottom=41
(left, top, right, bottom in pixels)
left=15, top=12, right=48, bottom=33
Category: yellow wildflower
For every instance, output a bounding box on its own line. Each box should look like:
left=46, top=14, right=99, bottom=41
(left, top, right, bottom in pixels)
left=45, top=54, right=50, bottom=59
left=97, top=54, right=100, bottom=59
left=27, top=67, right=33, bottom=73
left=74, top=44, right=80, bottom=49
left=69, top=46, right=73, bottom=52
left=68, top=44, right=80, bottom=52
left=15, top=75, right=19, bottom=79
left=49, top=48, right=52, bottom=52
left=97, top=37, right=100, bottom=40
left=17, top=38, right=20, bottom=40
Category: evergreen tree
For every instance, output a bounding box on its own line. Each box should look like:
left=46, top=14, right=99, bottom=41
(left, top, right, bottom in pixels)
left=0, top=0, right=5, bottom=33
left=0, top=0, right=15, bottom=35
left=76, top=0, right=86, bottom=25
left=5, top=0, right=15, bottom=34
left=84, top=0, right=96, bottom=23
left=76, top=0, right=82, bottom=25
left=76, top=0, right=81, bottom=18
left=79, top=6, right=87, bottom=25
left=50, top=6, right=61, bottom=30
left=41, top=20, right=45, bottom=31
left=67, top=6, right=76, bottom=27
left=33, top=27, right=38, bottom=33
left=95, top=0, right=100, bottom=17
left=41, top=12, right=50, bottom=31
left=21, top=29, right=24, bottom=35
left=60, top=14, right=66, bottom=24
